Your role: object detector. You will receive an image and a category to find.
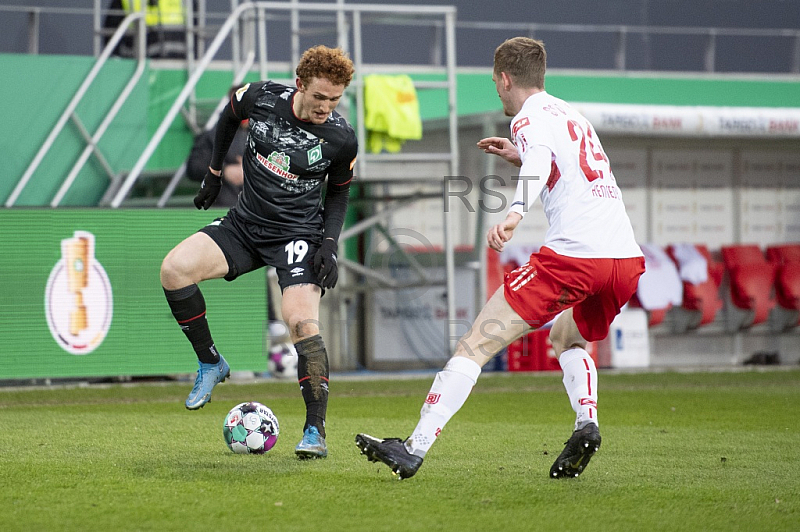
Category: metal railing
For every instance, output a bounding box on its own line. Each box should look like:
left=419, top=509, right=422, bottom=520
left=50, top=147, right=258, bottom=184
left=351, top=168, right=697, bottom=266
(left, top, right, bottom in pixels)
left=2, top=2, right=799, bottom=73
left=4, top=9, right=149, bottom=208
left=93, top=2, right=461, bottom=355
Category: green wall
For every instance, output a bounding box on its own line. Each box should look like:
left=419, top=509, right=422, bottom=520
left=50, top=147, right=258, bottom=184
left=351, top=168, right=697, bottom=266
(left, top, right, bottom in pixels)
left=1, top=209, right=267, bottom=380
left=2, top=54, right=149, bottom=207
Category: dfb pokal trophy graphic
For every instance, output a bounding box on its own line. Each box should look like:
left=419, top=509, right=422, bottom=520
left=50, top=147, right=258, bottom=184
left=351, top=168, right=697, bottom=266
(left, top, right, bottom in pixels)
left=66, top=234, right=89, bottom=336
left=45, top=231, right=113, bottom=355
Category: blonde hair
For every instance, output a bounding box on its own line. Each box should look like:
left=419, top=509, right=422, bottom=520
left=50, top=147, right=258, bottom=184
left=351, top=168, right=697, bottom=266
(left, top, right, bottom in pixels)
left=493, top=37, right=546, bottom=89
left=296, top=45, right=355, bottom=87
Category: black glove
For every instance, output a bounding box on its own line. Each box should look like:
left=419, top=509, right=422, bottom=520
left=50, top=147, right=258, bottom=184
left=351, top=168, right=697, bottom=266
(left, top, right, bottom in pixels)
left=313, top=238, right=339, bottom=289
left=193, top=171, right=222, bottom=210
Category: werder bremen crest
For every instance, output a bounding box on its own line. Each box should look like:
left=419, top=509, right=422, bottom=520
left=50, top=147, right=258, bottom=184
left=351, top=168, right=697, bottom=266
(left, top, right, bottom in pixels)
left=307, top=145, right=322, bottom=165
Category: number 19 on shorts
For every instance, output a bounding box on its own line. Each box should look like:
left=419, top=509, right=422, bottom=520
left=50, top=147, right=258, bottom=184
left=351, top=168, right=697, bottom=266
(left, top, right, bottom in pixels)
left=284, top=240, right=308, bottom=264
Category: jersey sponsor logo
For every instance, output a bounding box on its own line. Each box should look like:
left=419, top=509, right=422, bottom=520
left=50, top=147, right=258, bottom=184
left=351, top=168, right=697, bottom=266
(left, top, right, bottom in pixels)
left=425, top=393, right=441, bottom=405
left=511, top=116, right=530, bottom=137
left=307, top=144, right=322, bottom=165
left=235, top=83, right=250, bottom=101
left=290, top=267, right=305, bottom=277
left=257, top=151, right=298, bottom=181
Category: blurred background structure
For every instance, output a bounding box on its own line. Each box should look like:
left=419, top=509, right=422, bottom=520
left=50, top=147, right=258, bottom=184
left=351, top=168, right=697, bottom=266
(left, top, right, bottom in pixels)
left=2, top=0, right=799, bottom=383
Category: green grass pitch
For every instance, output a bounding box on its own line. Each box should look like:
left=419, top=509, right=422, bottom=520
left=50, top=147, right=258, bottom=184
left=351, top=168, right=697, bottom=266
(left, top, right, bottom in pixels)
left=1, top=369, right=798, bottom=531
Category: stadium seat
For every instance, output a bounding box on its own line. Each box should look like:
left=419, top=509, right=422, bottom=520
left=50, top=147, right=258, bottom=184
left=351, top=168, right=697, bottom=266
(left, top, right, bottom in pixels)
left=720, top=244, right=776, bottom=328
left=632, top=243, right=683, bottom=327
left=629, top=294, right=671, bottom=327
left=765, top=244, right=800, bottom=329
left=666, top=244, right=724, bottom=329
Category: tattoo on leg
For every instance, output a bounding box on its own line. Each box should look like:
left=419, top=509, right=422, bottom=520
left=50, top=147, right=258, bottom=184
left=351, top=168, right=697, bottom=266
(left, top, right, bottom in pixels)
left=285, top=283, right=321, bottom=292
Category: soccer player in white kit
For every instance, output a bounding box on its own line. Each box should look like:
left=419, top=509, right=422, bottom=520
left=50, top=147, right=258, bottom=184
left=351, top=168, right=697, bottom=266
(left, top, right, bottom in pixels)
left=356, top=37, right=645, bottom=479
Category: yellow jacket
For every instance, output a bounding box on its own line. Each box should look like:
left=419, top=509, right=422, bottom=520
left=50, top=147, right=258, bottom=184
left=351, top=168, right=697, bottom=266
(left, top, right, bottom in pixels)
left=121, top=0, right=185, bottom=26
left=364, top=74, right=422, bottom=153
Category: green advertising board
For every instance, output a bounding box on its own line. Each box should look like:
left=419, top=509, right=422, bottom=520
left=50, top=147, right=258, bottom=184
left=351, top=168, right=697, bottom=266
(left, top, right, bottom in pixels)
left=2, top=209, right=268, bottom=380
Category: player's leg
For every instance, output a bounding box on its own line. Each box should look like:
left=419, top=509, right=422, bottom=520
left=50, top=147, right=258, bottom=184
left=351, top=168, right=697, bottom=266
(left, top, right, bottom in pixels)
left=161, top=232, right=232, bottom=409
left=548, top=308, right=603, bottom=478
left=547, top=255, right=643, bottom=478
left=550, top=308, right=597, bottom=430
left=356, top=286, right=531, bottom=479
left=280, top=279, right=330, bottom=459
left=405, top=286, right=530, bottom=453
left=262, top=237, right=331, bottom=458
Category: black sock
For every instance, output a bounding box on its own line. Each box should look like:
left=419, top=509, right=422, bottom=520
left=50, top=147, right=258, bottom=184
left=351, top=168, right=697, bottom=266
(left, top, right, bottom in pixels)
left=295, top=335, right=329, bottom=438
left=163, top=284, right=220, bottom=364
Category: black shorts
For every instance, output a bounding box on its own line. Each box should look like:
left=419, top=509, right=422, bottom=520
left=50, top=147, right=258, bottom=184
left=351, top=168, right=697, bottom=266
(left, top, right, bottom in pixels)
left=198, top=209, right=323, bottom=292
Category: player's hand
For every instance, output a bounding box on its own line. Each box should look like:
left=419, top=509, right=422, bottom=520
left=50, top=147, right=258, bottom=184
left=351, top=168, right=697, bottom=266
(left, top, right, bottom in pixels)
left=193, top=170, right=222, bottom=210
left=487, top=213, right=522, bottom=252
left=313, top=238, right=339, bottom=289
left=477, top=137, right=522, bottom=167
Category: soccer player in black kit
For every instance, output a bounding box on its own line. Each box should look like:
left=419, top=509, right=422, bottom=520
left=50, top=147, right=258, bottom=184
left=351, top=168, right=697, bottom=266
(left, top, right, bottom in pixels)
left=160, top=45, right=357, bottom=459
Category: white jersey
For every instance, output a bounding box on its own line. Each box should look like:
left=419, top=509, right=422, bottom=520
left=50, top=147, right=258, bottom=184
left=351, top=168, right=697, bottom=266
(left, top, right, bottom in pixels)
left=509, top=91, right=642, bottom=259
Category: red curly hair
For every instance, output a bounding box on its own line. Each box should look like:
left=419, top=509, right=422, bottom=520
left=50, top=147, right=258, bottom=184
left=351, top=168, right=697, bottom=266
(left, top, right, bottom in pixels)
left=296, top=45, right=355, bottom=88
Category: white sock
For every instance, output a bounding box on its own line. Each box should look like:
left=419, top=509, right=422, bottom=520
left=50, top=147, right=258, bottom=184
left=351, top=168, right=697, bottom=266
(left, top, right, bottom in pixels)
left=559, top=347, right=598, bottom=430
left=405, top=357, right=482, bottom=458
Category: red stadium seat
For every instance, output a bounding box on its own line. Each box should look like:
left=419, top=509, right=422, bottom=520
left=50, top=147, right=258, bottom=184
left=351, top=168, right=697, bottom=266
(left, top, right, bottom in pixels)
left=766, top=244, right=800, bottom=264
left=666, top=244, right=724, bottom=328
left=628, top=294, right=670, bottom=327
left=721, top=245, right=776, bottom=327
left=766, top=244, right=800, bottom=310
left=775, top=263, right=800, bottom=311
left=646, top=306, right=670, bottom=327
left=695, top=245, right=724, bottom=289
left=766, top=244, right=800, bottom=329
left=632, top=244, right=683, bottom=327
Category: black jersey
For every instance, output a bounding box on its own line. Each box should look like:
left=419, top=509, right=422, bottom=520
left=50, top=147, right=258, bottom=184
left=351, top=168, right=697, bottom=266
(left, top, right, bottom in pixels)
left=212, top=81, right=358, bottom=240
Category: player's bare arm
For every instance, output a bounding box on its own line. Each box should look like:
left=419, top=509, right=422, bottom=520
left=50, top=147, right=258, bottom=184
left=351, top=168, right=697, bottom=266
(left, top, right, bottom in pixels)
left=476, top=136, right=521, bottom=167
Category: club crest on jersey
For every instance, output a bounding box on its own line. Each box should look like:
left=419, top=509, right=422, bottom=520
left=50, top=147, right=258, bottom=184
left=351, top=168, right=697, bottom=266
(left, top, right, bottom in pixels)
left=307, top=145, right=322, bottom=165
left=257, top=151, right=298, bottom=181
left=512, top=116, right=530, bottom=137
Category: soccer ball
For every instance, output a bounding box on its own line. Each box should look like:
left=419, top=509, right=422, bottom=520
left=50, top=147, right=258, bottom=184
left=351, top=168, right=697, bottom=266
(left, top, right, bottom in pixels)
left=268, top=341, right=298, bottom=379
left=223, top=402, right=280, bottom=454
